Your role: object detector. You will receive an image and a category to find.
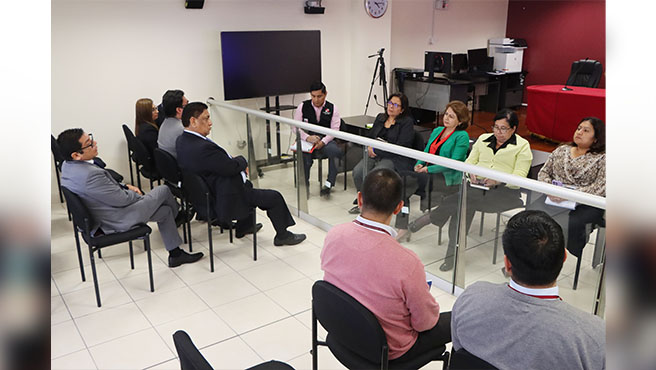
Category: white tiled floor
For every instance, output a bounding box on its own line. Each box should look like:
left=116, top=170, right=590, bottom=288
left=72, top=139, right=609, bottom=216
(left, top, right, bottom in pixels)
left=51, top=164, right=603, bottom=369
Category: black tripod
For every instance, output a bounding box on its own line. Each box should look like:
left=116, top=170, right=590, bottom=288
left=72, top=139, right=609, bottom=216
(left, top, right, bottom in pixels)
left=364, top=48, right=389, bottom=115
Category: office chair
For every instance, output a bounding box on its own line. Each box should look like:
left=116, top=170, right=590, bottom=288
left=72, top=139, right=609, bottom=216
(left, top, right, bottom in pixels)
left=62, top=186, right=154, bottom=307
left=565, top=59, right=603, bottom=88
left=311, top=280, right=450, bottom=370
left=448, top=348, right=497, bottom=369
left=153, top=148, right=192, bottom=245
left=172, top=330, right=295, bottom=370
left=182, top=171, right=258, bottom=272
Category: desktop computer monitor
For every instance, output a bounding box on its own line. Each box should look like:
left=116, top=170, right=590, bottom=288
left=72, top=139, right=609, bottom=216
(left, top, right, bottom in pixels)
left=424, top=51, right=452, bottom=80
left=467, top=48, right=492, bottom=73
left=452, top=53, right=468, bottom=74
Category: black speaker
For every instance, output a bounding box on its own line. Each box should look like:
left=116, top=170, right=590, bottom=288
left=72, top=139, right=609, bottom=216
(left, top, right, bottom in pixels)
left=185, top=0, right=204, bottom=9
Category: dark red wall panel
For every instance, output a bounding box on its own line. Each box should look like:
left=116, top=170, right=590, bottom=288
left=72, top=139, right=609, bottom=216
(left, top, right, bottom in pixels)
left=506, top=0, right=605, bottom=91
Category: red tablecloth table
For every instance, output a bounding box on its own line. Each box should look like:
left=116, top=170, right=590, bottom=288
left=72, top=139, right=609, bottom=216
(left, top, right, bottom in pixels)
left=525, top=85, right=605, bottom=142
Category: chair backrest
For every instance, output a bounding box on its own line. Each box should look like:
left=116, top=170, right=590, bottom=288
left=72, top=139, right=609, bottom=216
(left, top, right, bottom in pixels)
left=172, top=330, right=213, bottom=370
left=181, top=171, right=214, bottom=220
left=154, top=148, right=182, bottom=185
left=61, top=186, right=94, bottom=242
left=51, top=134, right=66, bottom=167
left=122, top=124, right=136, bottom=157
left=448, top=348, right=497, bottom=369
left=312, top=280, right=387, bottom=364
left=565, top=59, right=603, bottom=88
left=412, top=129, right=427, bottom=151
left=124, top=124, right=158, bottom=174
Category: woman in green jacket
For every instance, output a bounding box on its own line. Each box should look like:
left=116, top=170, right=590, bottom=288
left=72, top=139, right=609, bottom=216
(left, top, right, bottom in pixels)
left=396, top=100, right=470, bottom=241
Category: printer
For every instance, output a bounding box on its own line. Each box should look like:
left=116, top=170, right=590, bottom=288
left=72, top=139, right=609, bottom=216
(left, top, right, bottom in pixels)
left=488, top=38, right=527, bottom=73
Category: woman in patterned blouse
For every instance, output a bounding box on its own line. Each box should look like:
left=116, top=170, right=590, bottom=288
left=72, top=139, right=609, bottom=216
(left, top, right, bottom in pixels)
left=534, top=117, right=605, bottom=258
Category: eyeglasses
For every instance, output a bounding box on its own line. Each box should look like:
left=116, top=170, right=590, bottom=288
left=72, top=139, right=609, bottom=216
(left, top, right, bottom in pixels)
left=491, top=125, right=512, bottom=132
left=387, top=101, right=401, bottom=108
left=79, top=133, right=94, bottom=152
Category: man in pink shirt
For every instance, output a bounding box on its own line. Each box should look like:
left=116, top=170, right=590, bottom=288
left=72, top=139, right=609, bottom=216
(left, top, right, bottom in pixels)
left=321, top=168, right=451, bottom=361
left=292, top=81, right=343, bottom=196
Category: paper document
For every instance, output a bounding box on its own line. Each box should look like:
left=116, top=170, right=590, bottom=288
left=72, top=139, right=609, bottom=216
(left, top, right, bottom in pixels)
left=290, top=140, right=315, bottom=153
left=545, top=197, right=577, bottom=210
left=467, top=178, right=490, bottom=191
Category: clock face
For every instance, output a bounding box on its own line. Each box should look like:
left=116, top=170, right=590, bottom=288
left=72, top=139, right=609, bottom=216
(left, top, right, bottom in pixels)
left=365, top=0, right=388, bottom=18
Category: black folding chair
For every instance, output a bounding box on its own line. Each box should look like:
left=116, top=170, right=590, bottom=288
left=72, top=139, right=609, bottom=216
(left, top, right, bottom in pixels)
left=154, top=148, right=191, bottom=245
left=448, top=348, right=497, bottom=369
left=62, top=186, right=154, bottom=307
left=182, top=172, right=258, bottom=273
left=123, top=124, right=161, bottom=189
left=312, top=280, right=449, bottom=370
left=173, top=330, right=294, bottom=370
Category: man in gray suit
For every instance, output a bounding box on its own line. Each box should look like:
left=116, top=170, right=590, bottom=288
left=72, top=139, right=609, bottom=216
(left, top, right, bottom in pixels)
left=157, top=89, right=188, bottom=158
left=57, top=128, right=203, bottom=267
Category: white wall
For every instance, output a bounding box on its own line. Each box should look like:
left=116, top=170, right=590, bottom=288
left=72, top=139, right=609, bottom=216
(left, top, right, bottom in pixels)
left=390, top=0, right=509, bottom=69
left=52, top=0, right=506, bottom=198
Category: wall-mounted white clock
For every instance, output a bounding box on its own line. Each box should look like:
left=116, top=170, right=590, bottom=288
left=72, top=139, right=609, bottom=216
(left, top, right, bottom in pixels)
left=364, top=0, right=388, bottom=18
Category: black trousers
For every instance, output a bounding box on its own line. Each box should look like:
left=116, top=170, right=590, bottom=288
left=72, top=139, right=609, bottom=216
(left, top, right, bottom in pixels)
left=236, top=188, right=295, bottom=236
left=431, top=187, right=521, bottom=259
left=393, top=312, right=452, bottom=362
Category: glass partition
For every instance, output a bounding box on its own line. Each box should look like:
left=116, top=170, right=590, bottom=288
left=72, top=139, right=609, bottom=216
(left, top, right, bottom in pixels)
left=208, top=102, right=605, bottom=316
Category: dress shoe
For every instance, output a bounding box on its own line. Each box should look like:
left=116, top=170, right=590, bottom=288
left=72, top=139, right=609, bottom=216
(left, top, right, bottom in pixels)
left=320, top=186, right=332, bottom=197
left=169, top=250, right=204, bottom=268
left=439, top=258, right=454, bottom=272
left=236, top=223, right=263, bottom=238
left=273, top=231, right=307, bottom=246
left=348, top=205, right=360, bottom=214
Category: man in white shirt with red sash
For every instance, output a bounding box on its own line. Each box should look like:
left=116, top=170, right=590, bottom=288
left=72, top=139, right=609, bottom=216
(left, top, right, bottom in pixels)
left=451, top=210, right=605, bottom=370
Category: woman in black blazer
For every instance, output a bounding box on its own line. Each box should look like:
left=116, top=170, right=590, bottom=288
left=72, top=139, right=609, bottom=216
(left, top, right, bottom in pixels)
left=134, top=98, right=160, bottom=158
left=349, top=92, right=415, bottom=213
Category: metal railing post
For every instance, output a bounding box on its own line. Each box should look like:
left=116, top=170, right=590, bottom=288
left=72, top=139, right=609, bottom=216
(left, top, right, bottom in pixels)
left=295, top=129, right=308, bottom=215
left=453, top=173, right=468, bottom=292
left=246, top=114, right=259, bottom=188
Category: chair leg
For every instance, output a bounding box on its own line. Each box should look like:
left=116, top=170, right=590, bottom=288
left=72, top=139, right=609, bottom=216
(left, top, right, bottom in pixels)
left=252, top=209, right=257, bottom=261
left=492, top=213, right=502, bottom=264
left=312, top=307, right=318, bottom=370
left=229, top=223, right=233, bottom=243
left=318, top=159, right=323, bottom=187
left=55, top=160, right=64, bottom=203
left=573, top=255, right=582, bottom=290
left=479, top=212, right=484, bottom=236
left=438, top=225, right=443, bottom=245
left=143, top=236, right=154, bottom=292
left=129, top=241, right=134, bottom=270
left=89, top=246, right=102, bottom=307
left=181, top=199, right=188, bottom=244
left=97, top=248, right=102, bottom=259
left=150, top=178, right=154, bottom=190
left=208, top=219, right=214, bottom=273
left=188, top=217, right=193, bottom=252
left=73, top=226, right=85, bottom=282
left=127, top=151, right=134, bottom=185
left=136, top=167, right=143, bottom=190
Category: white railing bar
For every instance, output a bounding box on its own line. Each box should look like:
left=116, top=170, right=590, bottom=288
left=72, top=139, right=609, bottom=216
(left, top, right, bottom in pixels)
left=207, top=98, right=606, bottom=209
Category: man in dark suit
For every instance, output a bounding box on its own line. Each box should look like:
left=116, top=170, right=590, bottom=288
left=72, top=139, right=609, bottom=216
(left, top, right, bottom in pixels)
left=175, top=102, right=306, bottom=246
left=57, top=128, right=203, bottom=267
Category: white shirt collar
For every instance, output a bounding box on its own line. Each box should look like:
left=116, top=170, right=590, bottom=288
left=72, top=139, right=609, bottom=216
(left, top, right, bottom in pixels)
left=509, top=279, right=559, bottom=298
left=85, top=159, right=95, bottom=164
left=355, top=215, right=397, bottom=238
left=183, top=129, right=208, bottom=140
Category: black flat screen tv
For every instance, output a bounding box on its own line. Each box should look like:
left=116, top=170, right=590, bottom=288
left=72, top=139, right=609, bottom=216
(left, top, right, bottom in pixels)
left=220, top=30, right=322, bottom=101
